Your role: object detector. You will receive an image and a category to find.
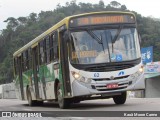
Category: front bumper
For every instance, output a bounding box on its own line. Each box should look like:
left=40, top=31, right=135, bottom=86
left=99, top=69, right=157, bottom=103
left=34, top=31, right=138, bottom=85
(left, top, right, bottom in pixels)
left=72, top=73, right=145, bottom=97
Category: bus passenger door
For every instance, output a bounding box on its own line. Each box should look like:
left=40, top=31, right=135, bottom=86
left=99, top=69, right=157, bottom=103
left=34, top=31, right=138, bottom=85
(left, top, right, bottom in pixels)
left=17, top=56, right=24, bottom=100
left=59, top=31, right=72, bottom=97
left=32, top=46, right=40, bottom=99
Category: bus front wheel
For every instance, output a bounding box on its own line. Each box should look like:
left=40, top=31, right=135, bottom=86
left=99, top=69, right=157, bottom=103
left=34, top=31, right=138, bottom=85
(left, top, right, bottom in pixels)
left=113, top=91, right=127, bottom=105
left=27, top=88, right=37, bottom=106
left=57, top=83, right=70, bottom=109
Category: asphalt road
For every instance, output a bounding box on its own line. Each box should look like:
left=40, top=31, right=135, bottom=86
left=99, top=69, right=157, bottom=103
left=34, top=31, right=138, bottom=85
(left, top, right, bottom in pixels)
left=0, top=98, right=160, bottom=120
left=0, top=98, right=160, bottom=111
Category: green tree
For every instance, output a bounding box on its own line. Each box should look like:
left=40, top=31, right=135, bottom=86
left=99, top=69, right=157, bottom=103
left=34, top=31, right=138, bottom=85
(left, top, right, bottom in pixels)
left=17, top=17, right=27, bottom=26
left=110, top=1, right=121, bottom=8
left=4, top=17, right=18, bottom=31
left=121, top=5, right=127, bottom=10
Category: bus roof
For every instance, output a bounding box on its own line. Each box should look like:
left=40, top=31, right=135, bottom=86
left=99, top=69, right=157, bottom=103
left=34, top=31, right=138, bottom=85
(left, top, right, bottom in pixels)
left=13, top=11, right=135, bottom=57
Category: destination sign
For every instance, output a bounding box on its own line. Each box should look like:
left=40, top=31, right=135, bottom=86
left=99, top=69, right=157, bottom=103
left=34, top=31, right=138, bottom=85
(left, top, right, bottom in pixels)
left=69, top=14, right=135, bottom=27
left=72, top=50, right=97, bottom=59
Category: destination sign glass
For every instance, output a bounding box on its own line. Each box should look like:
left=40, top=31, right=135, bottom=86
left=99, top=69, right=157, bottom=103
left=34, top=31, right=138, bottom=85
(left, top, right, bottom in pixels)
left=69, top=14, right=135, bottom=27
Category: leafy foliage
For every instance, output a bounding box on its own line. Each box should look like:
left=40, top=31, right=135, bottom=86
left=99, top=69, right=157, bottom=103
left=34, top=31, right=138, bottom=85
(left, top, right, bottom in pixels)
left=0, top=0, right=160, bottom=83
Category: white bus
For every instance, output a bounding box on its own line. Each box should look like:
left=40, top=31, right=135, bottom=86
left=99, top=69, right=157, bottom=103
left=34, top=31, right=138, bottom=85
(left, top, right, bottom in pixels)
left=13, top=11, right=145, bottom=109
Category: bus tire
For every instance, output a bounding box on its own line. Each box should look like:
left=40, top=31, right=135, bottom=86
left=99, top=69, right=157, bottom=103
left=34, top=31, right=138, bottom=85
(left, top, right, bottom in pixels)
left=113, top=91, right=127, bottom=105
left=27, top=88, right=36, bottom=106
left=73, top=99, right=81, bottom=103
left=74, top=100, right=81, bottom=103
left=57, top=83, right=70, bottom=109
left=36, top=101, right=44, bottom=106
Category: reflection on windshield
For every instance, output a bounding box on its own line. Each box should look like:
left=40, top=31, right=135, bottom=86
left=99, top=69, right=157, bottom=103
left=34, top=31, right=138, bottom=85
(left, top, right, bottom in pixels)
left=70, top=28, right=141, bottom=64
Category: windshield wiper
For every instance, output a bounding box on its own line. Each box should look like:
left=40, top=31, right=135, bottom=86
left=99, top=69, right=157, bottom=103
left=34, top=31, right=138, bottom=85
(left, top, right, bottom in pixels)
left=86, top=30, right=105, bottom=52
left=112, top=25, right=123, bottom=43
left=86, top=30, right=102, bottom=44
left=111, top=25, right=123, bottom=53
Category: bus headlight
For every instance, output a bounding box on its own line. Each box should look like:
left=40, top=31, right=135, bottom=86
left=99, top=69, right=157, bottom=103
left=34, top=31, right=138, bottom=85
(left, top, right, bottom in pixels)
left=130, top=66, right=143, bottom=80
left=71, top=71, right=80, bottom=79
left=139, top=66, right=144, bottom=73
left=71, top=71, right=91, bottom=83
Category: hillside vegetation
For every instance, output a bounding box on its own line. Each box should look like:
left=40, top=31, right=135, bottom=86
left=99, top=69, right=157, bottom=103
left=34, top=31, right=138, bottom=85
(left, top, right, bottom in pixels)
left=0, top=0, right=160, bottom=84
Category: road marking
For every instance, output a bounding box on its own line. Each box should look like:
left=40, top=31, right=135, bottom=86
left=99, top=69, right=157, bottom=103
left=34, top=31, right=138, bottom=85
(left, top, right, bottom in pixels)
left=58, top=117, right=86, bottom=120
left=69, top=117, right=89, bottom=120
left=22, top=108, right=32, bottom=111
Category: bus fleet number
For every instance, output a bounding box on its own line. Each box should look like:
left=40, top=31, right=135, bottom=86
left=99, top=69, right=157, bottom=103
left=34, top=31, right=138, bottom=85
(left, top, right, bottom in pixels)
left=94, top=73, right=99, bottom=77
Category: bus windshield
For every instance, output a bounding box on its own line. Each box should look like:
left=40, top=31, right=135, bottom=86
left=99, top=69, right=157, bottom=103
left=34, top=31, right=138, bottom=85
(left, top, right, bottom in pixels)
left=70, top=27, right=141, bottom=64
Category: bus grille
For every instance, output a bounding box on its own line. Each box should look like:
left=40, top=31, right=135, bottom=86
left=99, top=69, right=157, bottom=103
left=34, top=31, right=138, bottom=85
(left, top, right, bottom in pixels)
left=93, top=75, right=129, bottom=81
left=85, top=64, right=134, bottom=72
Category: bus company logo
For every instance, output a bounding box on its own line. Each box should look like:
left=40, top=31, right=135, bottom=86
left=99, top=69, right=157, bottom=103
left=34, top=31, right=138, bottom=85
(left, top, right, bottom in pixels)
left=2, top=112, right=11, bottom=117
left=118, top=71, right=124, bottom=76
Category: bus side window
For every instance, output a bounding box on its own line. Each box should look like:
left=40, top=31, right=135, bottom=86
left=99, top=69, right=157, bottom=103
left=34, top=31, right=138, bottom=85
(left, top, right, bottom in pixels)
left=22, top=52, right=25, bottom=71
left=53, top=32, right=58, bottom=60
left=25, top=50, right=29, bottom=70
left=21, top=53, right=24, bottom=72
left=43, top=39, right=47, bottom=63
left=46, top=36, right=50, bottom=63
left=50, top=34, right=53, bottom=61
left=28, top=48, right=32, bottom=69
left=22, top=50, right=29, bottom=71
left=39, top=40, right=45, bottom=65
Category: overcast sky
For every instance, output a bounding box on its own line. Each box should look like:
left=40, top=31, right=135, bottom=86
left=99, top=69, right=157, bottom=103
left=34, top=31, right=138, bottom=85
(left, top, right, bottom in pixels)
left=0, top=0, right=160, bottom=30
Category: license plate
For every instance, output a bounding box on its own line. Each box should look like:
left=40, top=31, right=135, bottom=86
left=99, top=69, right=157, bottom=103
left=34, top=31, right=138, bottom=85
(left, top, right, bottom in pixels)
left=107, top=83, right=118, bottom=89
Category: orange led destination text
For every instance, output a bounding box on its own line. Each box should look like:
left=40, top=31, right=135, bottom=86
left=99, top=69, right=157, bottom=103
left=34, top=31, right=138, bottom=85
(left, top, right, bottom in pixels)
left=72, top=50, right=97, bottom=59
left=78, top=16, right=124, bottom=25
